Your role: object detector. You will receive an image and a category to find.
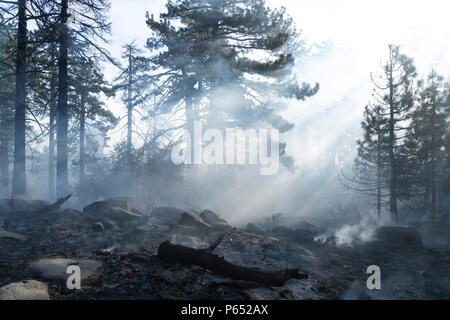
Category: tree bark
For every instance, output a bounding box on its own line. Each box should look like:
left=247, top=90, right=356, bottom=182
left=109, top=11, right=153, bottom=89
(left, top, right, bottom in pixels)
left=56, top=0, right=69, bottom=199
left=12, top=0, right=27, bottom=197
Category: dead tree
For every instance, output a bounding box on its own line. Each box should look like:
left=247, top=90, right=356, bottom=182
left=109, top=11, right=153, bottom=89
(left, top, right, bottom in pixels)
left=157, top=229, right=307, bottom=287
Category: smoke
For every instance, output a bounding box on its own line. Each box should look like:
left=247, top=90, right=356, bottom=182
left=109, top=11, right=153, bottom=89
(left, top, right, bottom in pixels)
left=315, top=215, right=392, bottom=247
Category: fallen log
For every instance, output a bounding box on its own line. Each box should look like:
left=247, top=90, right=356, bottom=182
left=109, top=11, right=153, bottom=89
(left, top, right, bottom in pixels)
left=32, top=195, right=72, bottom=215
left=157, top=230, right=307, bottom=287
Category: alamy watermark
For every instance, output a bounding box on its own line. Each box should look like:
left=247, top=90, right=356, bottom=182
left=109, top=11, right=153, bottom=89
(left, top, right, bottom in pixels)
left=66, top=265, right=81, bottom=290
left=171, top=121, right=280, bottom=176
left=366, top=265, right=381, bottom=290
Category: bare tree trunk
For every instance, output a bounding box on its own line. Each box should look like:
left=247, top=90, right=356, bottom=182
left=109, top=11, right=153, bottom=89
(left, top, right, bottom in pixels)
left=388, top=46, right=398, bottom=223
left=48, top=45, right=57, bottom=201
left=79, top=93, right=86, bottom=203
left=127, top=47, right=133, bottom=161
left=12, top=0, right=27, bottom=197
left=430, top=117, right=437, bottom=226
left=377, top=129, right=382, bottom=218
left=0, top=127, right=9, bottom=198
left=56, top=0, right=69, bottom=199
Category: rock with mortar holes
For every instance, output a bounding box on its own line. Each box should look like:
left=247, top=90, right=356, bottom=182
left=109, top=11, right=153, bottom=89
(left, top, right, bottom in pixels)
left=0, top=280, right=50, bottom=300
left=151, top=207, right=185, bottom=223
left=92, top=222, right=104, bottom=233
left=28, top=257, right=102, bottom=282
left=0, top=230, right=27, bottom=242
left=373, top=226, right=423, bottom=248
left=199, top=209, right=227, bottom=224
left=178, top=211, right=213, bottom=233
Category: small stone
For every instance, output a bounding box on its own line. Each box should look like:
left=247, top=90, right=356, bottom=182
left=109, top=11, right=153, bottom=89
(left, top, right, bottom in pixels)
left=0, top=280, right=50, bottom=300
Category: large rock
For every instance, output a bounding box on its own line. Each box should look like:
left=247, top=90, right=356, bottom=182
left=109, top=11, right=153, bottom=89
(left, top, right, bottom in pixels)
left=210, top=222, right=234, bottom=232
left=151, top=207, right=184, bottom=222
left=373, top=226, right=423, bottom=248
left=28, top=257, right=102, bottom=281
left=292, top=222, right=323, bottom=242
left=0, top=280, right=50, bottom=300
left=178, top=211, right=213, bottom=232
left=293, top=221, right=325, bottom=234
left=0, top=196, right=49, bottom=215
left=83, top=198, right=143, bottom=223
left=199, top=209, right=227, bottom=224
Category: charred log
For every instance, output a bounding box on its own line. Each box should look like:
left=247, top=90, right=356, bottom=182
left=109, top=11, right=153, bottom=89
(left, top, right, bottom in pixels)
left=33, top=194, right=71, bottom=214
left=157, top=230, right=307, bottom=287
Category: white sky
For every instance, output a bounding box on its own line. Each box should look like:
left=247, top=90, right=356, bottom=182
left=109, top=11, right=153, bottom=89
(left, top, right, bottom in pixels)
left=102, top=0, right=450, bottom=162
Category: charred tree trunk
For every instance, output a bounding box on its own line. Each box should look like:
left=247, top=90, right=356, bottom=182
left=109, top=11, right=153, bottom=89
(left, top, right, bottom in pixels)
left=127, top=47, right=133, bottom=161
left=56, top=0, right=69, bottom=199
left=388, top=47, right=398, bottom=223
left=48, top=44, right=57, bottom=201
left=12, top=0, right=27, bottom=197
left=377, top=128, right=382, bottom=218
left=0, top=128, right=9, bottom=197
left=79, top=93, right=86, bottom=202
left=430, top=113, right=437, bottom=226
left=157, top=231, right=307, bottom=287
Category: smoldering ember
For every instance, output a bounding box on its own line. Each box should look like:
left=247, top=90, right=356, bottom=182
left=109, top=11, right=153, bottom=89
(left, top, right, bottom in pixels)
left=0, top=0, right=449, bottom=302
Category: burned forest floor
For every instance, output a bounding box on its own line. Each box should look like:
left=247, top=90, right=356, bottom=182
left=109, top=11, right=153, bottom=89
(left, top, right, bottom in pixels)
left=0, top=196, right=449, bottom=300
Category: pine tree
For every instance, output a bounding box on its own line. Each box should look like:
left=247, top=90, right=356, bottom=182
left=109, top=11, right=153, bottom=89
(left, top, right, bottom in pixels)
left=114, top=43, right=152, bottom=162
left=401, top=71, right=449, bottom=224
left=340, top=102, right=390, bottom=217
left=146, top=0, right=319, bottom=152
left=69, top=55, right=116, bottom=203
left=370, top=45, right=418, bottom=222
left=0, top=23, right=16, bottom=197
left=11, top=0, right=28, bottom=196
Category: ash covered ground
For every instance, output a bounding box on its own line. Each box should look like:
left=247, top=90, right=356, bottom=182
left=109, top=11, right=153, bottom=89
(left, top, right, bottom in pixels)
left=0, top=196, right=449, bottom=300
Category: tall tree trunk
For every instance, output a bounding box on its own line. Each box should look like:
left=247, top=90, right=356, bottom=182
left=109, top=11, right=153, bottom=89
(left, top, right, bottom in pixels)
left=0, top=127, right=9, bottom=198
left=377, top=129, right=382, bottom=218
left=388, top=47, right=398, bottom=223
left=48, top=45, right=57, bottom=201
left=127, top=47, right=133, bottom=160
left=79, top=92, right=86, bottom=203
left=12, top=0, right=27, bottom=197
left=430, top=116, right=437, bottom=226
left=56, top=0, right=69, bottom=199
